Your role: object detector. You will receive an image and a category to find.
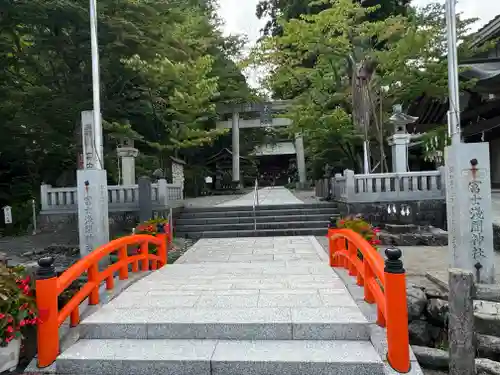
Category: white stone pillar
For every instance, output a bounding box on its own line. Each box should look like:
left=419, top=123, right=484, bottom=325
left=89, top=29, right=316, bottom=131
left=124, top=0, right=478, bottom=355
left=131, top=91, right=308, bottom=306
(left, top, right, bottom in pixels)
left=232, top=111, right=240, bottom=184
left=77, top=169, right=109, bottom=259
left=78, top=110, right=109, bottom=262
left=171, top=161, right=185, bottom=198
left=445, top=142, right=495, bottom=284
left=117, top=146, right=139, bottom=185
left=40, top=184, right=50, bottom=211
left=295, top=133, right=307, bottom=187
left=388, top=133, right=411, bottom=173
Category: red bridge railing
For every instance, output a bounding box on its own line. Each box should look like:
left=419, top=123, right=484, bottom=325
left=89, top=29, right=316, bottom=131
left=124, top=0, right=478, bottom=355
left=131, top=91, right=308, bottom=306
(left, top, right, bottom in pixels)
left=328, top=227, right=410, bottom=373
left=35, top=227, right=169, bottom=368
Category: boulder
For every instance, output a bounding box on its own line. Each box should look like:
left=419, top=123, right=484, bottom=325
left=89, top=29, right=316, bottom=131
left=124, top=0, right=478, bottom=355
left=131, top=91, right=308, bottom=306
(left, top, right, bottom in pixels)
left=407, top=285, right=428, bottom=321
left=411, top=345, right=449, bottom=370
left=478, top=334, right=500, bottom=362
left=425, top=288, right=448, bottom=300
left=426, top=298, right=449, bottom=326
left=476, top=358, right=500, bottom=375
left=409, top=320, right=432, bottom=346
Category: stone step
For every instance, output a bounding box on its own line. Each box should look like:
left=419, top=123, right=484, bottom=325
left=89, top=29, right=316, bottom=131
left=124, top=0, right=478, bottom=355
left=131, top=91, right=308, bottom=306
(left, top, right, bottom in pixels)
left=179, top=208, right=339, bottom=219
left=177, top=227, right=328, bottom=239
left=182, top=203, right=339, bottom=213
left=80, top=307, right=369, bottom=341
left=57, top=339, right=384, bottom=375
left=177, top=213, right=337, bottom=225
left=178, top=221, right=329, bottom=233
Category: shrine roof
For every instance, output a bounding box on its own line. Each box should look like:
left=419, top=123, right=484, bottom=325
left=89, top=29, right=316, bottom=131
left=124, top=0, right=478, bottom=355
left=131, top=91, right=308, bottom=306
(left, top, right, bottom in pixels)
left=204, top=148, right=252, bottom=164
left=472, top=15, right=500, bottom=47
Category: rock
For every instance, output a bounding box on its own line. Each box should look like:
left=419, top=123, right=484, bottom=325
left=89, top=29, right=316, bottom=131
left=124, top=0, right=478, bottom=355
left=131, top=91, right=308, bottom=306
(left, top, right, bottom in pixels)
left=425, top=288, right=449, bottom=300
left=476, top=358, right=500, bottom=375
left=475, top=311, right=500, bottom=337
left=409, top=320, right=432, bottom=346
left=429, top=325, right=445, bottom=342
left=411, top=345, right=449, bottom=370
left=407, top=285, right=428, bottom=321
left=478, top=334, right=500, bottom=361
left=426, top=298, right=449, bottom=326
left=384, top=224, right=418, bottom=234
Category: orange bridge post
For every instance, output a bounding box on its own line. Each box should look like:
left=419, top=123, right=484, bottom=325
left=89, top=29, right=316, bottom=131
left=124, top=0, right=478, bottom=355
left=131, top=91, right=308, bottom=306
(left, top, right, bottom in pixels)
left=384, top=247, right=410, bottom=373
left=35, top=257, right=59, bottom=368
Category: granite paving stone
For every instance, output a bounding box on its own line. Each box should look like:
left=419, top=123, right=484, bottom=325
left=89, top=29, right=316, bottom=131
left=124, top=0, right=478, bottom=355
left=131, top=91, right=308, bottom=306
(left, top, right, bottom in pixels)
left=56, top=228, right=392, bottom=374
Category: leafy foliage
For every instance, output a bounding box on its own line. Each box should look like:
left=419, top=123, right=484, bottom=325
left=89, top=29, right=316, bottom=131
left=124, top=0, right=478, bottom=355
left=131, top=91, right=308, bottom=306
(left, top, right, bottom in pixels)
left=0, top=0, right=253, bottom=230
left=0, top=265, right=38, bottom=346
left=336, top=215, right=381, bottom=247
left=252, top=0, right=486, bottom=174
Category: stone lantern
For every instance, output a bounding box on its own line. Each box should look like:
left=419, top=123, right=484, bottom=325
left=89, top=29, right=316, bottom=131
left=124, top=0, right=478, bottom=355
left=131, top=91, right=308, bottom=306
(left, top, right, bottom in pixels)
left=117, top=138, right=139, bottom=185
left=388, top=105, right=418, bottom=173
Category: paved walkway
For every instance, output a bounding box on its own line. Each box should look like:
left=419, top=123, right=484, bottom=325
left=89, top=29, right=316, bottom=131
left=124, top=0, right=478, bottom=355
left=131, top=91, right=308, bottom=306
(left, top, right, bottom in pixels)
left=216, top=186, right=303, bottom=206
left=86, top=235, right=366, bottom=333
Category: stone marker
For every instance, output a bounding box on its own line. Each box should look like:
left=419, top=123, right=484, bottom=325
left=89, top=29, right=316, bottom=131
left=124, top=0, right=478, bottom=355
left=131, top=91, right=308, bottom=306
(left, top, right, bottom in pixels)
left=445, top=142, right=494, bottom=284
left=77, top=110, right=109, bottom=263
left=448, top=268, right=475, bottom=375
left=77, top=169, right=109, bottom=260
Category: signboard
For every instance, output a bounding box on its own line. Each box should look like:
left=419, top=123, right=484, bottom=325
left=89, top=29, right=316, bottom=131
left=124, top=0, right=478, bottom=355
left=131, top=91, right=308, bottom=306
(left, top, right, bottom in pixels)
left=3, top=206, right=12, bottom=224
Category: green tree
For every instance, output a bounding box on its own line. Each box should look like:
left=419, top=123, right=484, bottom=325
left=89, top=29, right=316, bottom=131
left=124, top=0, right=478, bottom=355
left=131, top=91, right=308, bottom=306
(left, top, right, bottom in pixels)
left=253, top=0, right=485, bottom=174
left=0, top=0, right=251, bottom=231
left=256, top=0, right=411, bottom=37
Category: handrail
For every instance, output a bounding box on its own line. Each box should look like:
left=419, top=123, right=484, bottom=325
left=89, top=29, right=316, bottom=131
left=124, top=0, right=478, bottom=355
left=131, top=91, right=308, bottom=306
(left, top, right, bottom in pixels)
left=328, top=228, right=410, bottom=373
left=252, top=178, right=259, bottom=231
left=35, top=226, right=170, bottom=368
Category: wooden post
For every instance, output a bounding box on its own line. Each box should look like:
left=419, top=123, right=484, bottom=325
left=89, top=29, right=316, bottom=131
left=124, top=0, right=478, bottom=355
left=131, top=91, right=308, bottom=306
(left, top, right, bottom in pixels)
left=448, top=268, right=475, bottom=375
left=35, top=257, right=59, bottom=368
left=384, top=247, right=410, bottom=373
left=156, top=223, right=168, bottom=266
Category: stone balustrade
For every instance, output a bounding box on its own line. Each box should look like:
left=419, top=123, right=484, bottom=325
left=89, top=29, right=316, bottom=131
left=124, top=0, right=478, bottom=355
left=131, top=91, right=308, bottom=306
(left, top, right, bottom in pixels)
left=40, top=179, right=183, bottom=213
left=317, top=168, right=446, bottom=202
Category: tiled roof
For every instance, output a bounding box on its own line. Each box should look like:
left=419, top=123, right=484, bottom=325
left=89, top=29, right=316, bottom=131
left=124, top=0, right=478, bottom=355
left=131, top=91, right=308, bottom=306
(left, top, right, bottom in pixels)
left=472, top=15, right=500, bottom=46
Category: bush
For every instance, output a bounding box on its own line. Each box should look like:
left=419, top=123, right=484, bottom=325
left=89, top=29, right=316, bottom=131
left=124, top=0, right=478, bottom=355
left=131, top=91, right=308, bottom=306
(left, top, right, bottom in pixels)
left=336, top=215, right=381, bottom=248
left=0, top=265, right=39, bottom=347
left=133, top=218, right=169, bottom=255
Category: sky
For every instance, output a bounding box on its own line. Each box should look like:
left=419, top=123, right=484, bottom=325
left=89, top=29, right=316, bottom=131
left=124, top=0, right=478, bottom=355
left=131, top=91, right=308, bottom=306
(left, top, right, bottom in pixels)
left=217, top=0, right=500, bottom=88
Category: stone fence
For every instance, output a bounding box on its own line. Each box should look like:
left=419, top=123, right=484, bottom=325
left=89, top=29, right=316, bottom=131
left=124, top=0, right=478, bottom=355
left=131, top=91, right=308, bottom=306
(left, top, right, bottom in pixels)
left=315, top=168, right=446, bottom=202
left=40, top=179, right=183, bottom=213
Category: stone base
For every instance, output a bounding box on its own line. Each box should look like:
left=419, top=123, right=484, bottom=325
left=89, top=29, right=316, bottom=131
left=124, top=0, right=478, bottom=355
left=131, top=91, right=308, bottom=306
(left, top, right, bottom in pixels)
left=335, top=200, right=446, bottom=229
left=379, top=224, right=448, bottom=246
left=38, top=207, right=184, bottom=243
left=295, top=182, right=309, bottom=190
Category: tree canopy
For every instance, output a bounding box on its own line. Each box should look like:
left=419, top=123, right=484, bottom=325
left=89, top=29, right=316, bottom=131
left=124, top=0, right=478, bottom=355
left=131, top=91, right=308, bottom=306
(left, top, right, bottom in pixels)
left=0, top=0, right=254, bottom=231
left=252, top=0, right=485, bottom=175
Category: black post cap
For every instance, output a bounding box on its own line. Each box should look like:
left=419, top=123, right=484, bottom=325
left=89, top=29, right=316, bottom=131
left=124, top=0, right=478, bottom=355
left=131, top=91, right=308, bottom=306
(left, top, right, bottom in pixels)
left=157, top=223, right=165, bottom=233
left=36, top=257, right=56, bottom=280
left=328, top=217, right=337, bottom=228
left=384, top=247, right=405, bottom=274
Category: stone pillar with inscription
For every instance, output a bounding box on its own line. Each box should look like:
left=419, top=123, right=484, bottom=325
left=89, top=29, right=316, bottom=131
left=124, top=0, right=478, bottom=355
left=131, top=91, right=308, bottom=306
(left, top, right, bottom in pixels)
left=77, top=110, right=110, bottom=261
left=445, top=142, right=495, bottom=284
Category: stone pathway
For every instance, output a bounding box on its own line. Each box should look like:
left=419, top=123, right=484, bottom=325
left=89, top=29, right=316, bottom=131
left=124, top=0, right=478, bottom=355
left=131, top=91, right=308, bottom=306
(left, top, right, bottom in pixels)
left=216, top=186, right=303, bottom=206
left=58, top=236, right=388, bottom=374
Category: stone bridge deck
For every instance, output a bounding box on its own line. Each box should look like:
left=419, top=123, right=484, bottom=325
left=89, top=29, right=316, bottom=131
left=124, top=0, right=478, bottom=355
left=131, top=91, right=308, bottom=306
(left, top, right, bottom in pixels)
left=52, top=188, right=421, bottom=375
left=55, top=236, right=397, bottom=375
